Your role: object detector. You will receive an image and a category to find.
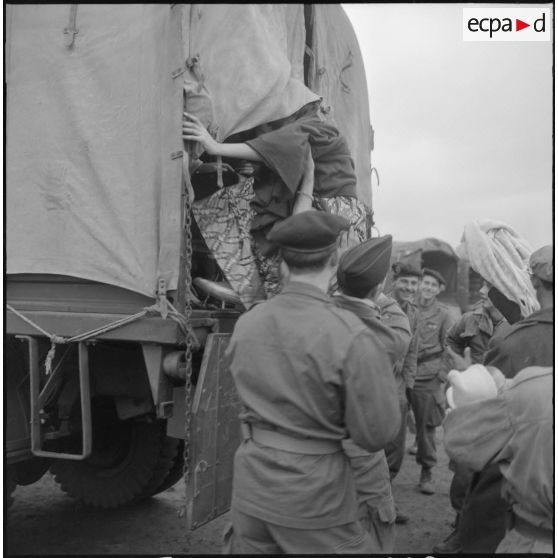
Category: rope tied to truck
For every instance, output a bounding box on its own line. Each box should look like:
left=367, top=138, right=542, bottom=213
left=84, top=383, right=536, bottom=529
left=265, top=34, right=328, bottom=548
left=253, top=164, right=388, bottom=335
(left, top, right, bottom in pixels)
left=6, top=301, right=191, bottom=375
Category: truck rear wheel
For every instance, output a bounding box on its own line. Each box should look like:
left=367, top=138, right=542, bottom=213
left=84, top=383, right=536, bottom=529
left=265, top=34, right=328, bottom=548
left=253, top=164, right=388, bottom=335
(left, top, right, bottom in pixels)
left=50, top=399, right=174, bottom=508
left=131, top=436, right=182, bottom=502
left=13, top=457, right=51, bottom=486
left=151, top=440, right=185, bottom=495
left=6, top=466, right=18, bottom=508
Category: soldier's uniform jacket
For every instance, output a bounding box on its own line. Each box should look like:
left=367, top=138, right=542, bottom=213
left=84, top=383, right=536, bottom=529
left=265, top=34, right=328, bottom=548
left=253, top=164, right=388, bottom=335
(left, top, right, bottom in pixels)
left=456, top=305, right=554, bottom=553
left=333, top=293, right=406, bottom=524
left=342, top=438, right=396, bottom=539
left=226, top=281, right=401, bottom=529
left=484, top=307, right=554, bottom=377
left=446, top=304, right=512, bottom=364
left=334, top=292, right=411, bottom=367
left=396, top=298, right=419, bottom=390
left=383, top=291, right=419, bottom=393
left=415, top=299, right=455, bottom=382
left=444, top=366, right=553, bottom=536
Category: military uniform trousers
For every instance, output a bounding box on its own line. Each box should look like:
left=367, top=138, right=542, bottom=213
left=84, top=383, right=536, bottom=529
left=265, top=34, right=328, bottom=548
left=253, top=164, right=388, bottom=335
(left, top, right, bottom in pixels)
left=384, top=397, right=409, bottom=479
left=448, top=459, right=474, bottom=513
left=225, top=428, right=381, bottom=554
left=224, top=507, right=377, bottom=554
left=408, top=373, right=445, bottom=470
left=357, top=502, right=395, bottom=554
left=458, top=464, right=508, bottom=552
left=343, top=439, right=396, bottom=553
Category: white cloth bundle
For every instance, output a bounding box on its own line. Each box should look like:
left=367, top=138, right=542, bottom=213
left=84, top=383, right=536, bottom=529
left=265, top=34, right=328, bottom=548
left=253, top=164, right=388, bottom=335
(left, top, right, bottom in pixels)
left=446, top=365, right=499, bottom=409
left=456, top=220, right=538, bottom=317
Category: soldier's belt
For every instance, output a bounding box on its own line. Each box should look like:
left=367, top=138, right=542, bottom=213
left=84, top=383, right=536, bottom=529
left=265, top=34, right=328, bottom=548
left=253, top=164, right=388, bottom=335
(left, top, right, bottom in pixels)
left=417, top=351, right=444, bottom=364
left=241, top=423, right=342, bottom=455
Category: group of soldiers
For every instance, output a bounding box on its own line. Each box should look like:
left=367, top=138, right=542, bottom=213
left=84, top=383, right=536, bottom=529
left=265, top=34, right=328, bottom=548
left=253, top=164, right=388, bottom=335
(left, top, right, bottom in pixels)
left=220, top=210, right=552, bottom=554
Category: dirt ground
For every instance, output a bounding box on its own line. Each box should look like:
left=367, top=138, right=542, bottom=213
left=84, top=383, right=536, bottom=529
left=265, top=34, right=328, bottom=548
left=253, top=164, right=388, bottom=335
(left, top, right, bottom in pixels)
left=5, top=430, right=454, bottom=556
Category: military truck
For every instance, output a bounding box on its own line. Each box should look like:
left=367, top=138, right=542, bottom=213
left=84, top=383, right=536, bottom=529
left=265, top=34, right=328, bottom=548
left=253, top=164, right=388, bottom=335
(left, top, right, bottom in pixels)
left=5, top=4, right=374, bottom=529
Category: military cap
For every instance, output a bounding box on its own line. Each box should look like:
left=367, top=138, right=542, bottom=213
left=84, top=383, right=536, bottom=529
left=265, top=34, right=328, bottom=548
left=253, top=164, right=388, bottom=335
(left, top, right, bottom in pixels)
left=529, top=245, right=553, bottom=282
left=337, top=235, right=393, bottom=293
left=267, top=210, right=350, bottom=253
left=421, top=267, right=446, bottom=286
left=392, top=261, right=422, bottom=279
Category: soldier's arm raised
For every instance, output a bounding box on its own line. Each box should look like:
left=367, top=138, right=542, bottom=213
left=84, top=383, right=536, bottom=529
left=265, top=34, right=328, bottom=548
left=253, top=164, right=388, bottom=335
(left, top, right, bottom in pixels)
left=376, top=293, right=412, bottom=357
left=445, top=317, right=466, bottom=357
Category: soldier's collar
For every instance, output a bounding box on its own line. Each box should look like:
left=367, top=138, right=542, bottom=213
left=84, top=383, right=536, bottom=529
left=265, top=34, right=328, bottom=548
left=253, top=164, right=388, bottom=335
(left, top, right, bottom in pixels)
left=280, top=281, right=331, bottom=302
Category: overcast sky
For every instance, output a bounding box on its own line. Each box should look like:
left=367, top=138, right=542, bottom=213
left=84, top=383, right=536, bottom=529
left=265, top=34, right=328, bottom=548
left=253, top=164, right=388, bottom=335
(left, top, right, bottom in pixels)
left=343, top=3, right=553, bottom=251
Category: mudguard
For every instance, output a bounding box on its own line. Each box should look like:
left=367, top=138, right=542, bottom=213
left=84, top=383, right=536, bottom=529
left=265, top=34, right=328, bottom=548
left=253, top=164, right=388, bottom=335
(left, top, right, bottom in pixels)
left=186, top=333, right=241, bottom=530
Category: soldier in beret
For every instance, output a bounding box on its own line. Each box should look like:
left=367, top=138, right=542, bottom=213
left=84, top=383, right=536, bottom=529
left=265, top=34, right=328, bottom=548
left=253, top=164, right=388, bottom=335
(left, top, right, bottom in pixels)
left=332, top=235, right=412, bottom=552
left=335, top=236, right=412, bottom=364
left=408, top=268, right=456, bottom=494
left=224, top=210, right=401, bottom=554
left=383, top=262, right=422, bottom=522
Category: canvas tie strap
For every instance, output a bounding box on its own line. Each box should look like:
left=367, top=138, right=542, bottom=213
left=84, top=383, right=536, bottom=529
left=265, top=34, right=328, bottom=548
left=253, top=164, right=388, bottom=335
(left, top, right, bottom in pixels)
left=7, top=301, right=190, bottom=375
left=63, top=4, right=79, bottom=48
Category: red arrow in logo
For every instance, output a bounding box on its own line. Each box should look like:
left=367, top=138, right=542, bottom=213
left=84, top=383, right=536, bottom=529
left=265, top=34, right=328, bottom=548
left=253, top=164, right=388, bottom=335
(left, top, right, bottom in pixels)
left=516, top=19, right=530, bottom=31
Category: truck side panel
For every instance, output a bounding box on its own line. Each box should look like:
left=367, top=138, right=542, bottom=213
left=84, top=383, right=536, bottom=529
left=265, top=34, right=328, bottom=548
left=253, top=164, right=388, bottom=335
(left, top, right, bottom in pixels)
left=6, top=5, right=183, bottom=297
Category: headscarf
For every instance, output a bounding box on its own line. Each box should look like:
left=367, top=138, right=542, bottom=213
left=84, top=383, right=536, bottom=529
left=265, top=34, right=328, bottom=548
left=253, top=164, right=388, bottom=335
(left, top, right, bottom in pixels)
left=455, top=220, right=538, bottom=317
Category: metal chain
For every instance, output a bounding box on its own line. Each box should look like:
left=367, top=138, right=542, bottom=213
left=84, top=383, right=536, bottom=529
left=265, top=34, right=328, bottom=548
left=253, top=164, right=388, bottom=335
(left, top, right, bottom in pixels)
left=180, top=3, right=197, bottom=521
left=180, top=149, right=196, bottom=521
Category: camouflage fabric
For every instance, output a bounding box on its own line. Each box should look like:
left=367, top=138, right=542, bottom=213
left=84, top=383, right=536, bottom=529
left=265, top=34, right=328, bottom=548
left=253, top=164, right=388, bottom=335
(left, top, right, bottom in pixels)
left=192, top=177, right=265, bottom=307
left=251, top=243, right=283, bottom=300
left=193, top=180, right=370, bottom=306
left=320, top=196, right=369, bottom=251
left=255, top=196, right=370, bottom=299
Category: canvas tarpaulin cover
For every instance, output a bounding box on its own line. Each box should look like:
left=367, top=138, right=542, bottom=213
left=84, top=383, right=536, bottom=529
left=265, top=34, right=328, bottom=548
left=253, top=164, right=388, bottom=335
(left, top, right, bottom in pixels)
left=181, top=4, right=320, bottom=145
left=184, top=5, right=374, bottom=306
left=307, top=4, right=374, bottom=208
left=184, top=4, right=373, bottom=207
left=6, top=5, right=184, bottom=297
left=7, top=4, right=374, bottom=300
left=392, top=238, right=459, bottom=263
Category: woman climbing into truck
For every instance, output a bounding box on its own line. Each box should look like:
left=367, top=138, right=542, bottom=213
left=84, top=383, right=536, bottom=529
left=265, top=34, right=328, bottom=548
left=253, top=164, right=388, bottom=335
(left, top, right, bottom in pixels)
left=182, top=106, right=369, bottom=305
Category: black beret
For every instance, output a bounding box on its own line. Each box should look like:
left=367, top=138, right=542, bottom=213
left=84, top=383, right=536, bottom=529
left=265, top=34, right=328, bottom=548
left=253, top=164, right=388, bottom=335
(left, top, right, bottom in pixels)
left=267, top=210, right=350, bottom=253
left=421, top=267, right=446, bottom=286
left=338, top=235, right=393, bottom=292
left=392, top=261, right=422, bottom=279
